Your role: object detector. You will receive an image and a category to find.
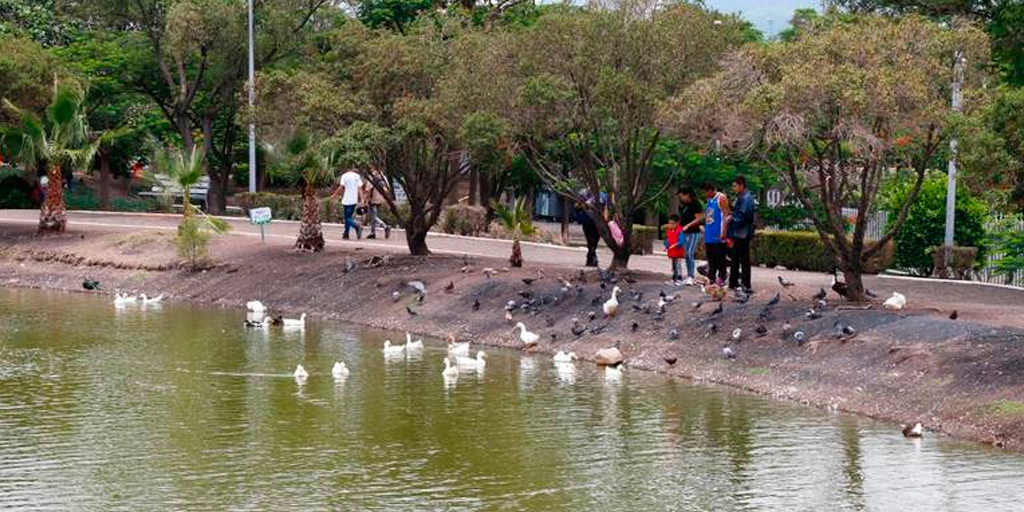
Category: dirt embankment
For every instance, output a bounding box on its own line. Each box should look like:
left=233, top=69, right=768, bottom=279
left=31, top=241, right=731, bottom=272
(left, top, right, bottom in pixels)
left=2, top=226, right=1024, bottom=451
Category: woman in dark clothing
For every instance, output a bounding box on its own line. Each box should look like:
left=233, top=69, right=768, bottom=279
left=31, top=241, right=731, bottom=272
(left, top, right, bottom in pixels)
left=574, top=199, right=600, bottom=267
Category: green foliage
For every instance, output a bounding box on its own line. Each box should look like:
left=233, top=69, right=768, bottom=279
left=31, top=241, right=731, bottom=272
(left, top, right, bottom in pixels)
left=883, top=174, right=988, bottom=276
left=744, top=230, right=894, bottom=273
left=0, top=0, right=82, bottom=46
left=758, top=204, right=808, bottom=230
left=987, top=216, right=1024, bottom=275
left=960, top=86, right=1024, bottom=210
left=264, top=131, right=338, bottom=190
left=1, top=77, right=98, bottom=175
left=356, top=0, right=434, bottom=32
left=0, top=35, right=67, bottom=120
left=439, top=203, right=488, bottom=236
left=493, top=197, right=536, bottom=240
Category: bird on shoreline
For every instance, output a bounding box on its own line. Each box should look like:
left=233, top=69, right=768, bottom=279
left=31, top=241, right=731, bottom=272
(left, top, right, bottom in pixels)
left=603, top=287, right=621, bottom=318
left=83, top=279, right=101, bottom=291
left=571, top=318, right=586, bottom=337
left=664, top=356, right=677, bottom=366
left=515, top=322, right=540, bottom=348
left=884, top=292, right=907, bottom=311
left=902, top=423, right=923, bottom=438
left=766, top=293, right=781, bottom=307
left=444, top=281, right=454, bottom=293
left=553, top=351, right=578, bottom=363
left=812, top=288, right=827, bottom=301
left=472, top=299, right=480, bottom=311
left=949, top=310, right=958, bottom=320
left=777, top=275, right=794, bottom=288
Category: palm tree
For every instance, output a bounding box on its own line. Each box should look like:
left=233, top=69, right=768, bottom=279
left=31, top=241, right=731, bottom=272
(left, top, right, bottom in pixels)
left=153, top=145, right=228, bottom=269
left=1, top=79, right=98, bottom=233
left=493, top=197, right=537, bottom=268
left=265, top=131, right=337, bottom=252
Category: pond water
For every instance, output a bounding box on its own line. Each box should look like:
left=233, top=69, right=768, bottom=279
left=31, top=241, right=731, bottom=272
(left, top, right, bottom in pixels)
left=2, top=288, right=1024, bottom=511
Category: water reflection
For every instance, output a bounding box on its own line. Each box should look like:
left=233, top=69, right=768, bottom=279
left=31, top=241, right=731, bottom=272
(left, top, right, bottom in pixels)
left=2, top=288, right=1024, bottom=511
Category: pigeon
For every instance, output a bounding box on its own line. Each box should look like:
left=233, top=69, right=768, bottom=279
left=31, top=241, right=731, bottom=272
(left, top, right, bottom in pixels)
left=710, top=302, right=724, bottom=316
left=444, top=281, right=454, bottom=293
left=766, top=293, right=781, bottom=307
left=343, top=256, right=357, bottom=274
left=691, top=301, right=704, bottom=311
left=520, top=291, right=534, bottom=299
left=483, top=268, right=495, bottom=279
left=949, top=310, right=958, bottom=320
left=755, top=324, right=768, bottom=337
left=794, top=331, right=806, bottom=345
left=550, top=333, right=558, bottom=342
left=812, top=288, right=827, bottom=301
left=591, top=296, right=602, bottom=306
left=82, top=279, right=101, bottom=291
left=571, top=319, right=586, bottom=336
left=777, top=275, right=795, bottom=288
left=865, top=289, right=878, bottom=299
left=843, top=324, right=857, bottom=337
left=408, top=280, right=427, bottom=296
left=805, top=308, right=821, bottom=320
left=391, top=291, right=401, bottom=303
left=830, top=270, right=848, bottom=298
left=734, top=290, right=750, bottom=304
left=833, top=321, right=846, bottom=339
left=731, top=328, right=742, bottom=341
left=405, top=306, right=418, bottom=316
left=587, top=311, right=597, bottom=321
left=631, top=321, right=640, bottom=332
left=472, top=299, right=481, bottom=311
left=545, top=316, right=556, bottom=327
left=781, top=321, right=792, bottom=336
left=709, top=323, right=719, bottom=334
left=590, top=324, right=606, bottom=335
left=817, top=299, right=828, bottom=310
left=506, top=300, right=517, bottom=311
left=522, top=278, right=536, bottom=286
left=722, top=346, right=736, bottom=359
left=667, top=328, right=679, bottom=341
left=758, top=308, right=772, bottom=322
left=664, top=357, right=678, bottom=366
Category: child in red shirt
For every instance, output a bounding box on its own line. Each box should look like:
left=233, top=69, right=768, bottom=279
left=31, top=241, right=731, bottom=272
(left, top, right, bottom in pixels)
left=664, top=214, right=686, bottom=285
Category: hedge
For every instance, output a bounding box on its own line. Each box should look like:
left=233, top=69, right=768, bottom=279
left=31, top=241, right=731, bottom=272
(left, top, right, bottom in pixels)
left=236, top=192, right=345, bottom=223
left=695, top=230, right=893, bottom=273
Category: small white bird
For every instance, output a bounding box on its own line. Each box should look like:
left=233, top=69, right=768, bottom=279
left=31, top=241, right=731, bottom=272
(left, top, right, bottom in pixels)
left=293, top=364, right=309, bottom=379
left=731, top=328, right=742, bottom=341
left=605, top=364, right=623, bottom=380
left=883, top=292, right=907, bottom=311
left=404, top=332, right=424, bottom=351
left=383, top=340, right=406, bottom=356
left=442, top=357, right=460, bottom=378
left=140, top=293, right=164, bottom=304
left=447, top=337, right=470, bottom=357
left=515, top=322, right=541, bottom=348
left=246, top=300, right=266, bottom=313
left=902, top=422, right=923, bottom=438
left=553, top=351, right=578, bottom=364
left=331, top=362, right=349, bottom=378
left=113, top=293, right=138, bottom=306
left=282, top=313, right=306, bottom=328
left=457, top=350, right=487, bottom=370
left=603, top=286, right=621, bottom=317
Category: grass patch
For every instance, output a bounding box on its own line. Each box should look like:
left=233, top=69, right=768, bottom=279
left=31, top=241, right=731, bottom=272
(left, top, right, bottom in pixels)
left=984, top=400, right=1024, bottom=417
left=746, top=367, right=770, bottom=376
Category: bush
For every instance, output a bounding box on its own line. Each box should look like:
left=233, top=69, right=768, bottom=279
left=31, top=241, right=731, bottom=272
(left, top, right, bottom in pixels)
left=440, top=203, right=488, bottom=236
left=928, top=245, right=979, bottom=279
left=632, top=225, right=658, bottom=255
left=694, top=230, right=894, bottom=273
left=757, top=204, right=809, bottom=230
left=988, top=216, right=1024, bottom=276
left=236, top=192, right=303, bottom=220
left=883, top=175, right=988, bottom=276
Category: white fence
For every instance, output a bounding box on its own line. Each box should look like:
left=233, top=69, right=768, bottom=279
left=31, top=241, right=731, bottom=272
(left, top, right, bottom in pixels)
left=973, top=214, right=1024, bottom=288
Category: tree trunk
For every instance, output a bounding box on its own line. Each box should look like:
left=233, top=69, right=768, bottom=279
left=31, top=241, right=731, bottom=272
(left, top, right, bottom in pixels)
left=843, top=267, right=866, bottom=302
left=38, top=164, right=66, bottom=234
left=510, top=238, right=523, bottom=267
left=294, top=184, right=324, bottom=252
left=468, top=166, right=479, bottom=206
left=406, top=226, right=430, bottom=255
left=99, top=151, right=111, bottom=210
left=609, top=247, right=631, bottom=270
left=560, top=196, right=571, bottom=245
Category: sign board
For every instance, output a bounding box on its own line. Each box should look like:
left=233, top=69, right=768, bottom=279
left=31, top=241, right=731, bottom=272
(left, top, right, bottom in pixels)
left=249, top=207, right=272, bottom=225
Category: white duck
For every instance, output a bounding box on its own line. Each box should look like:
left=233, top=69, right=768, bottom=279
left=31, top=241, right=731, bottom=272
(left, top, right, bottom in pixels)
left=457, top=350, right=487, bottom=370
left=605, top=364, right=623, bottom=380
left=447, top=337, right=470, bottom=357
left=553, top=351, right=578, bottom=364
left=515, top=322, right=540, bottom=348
left=246, top=300, right=266, bottom=313
left=404, top=332, right=424, bottom=351
left=441, top=357, right=460, bottom=378
left=140, top=293, right=164, bottom=304
left=282, top=313, right=306, bottom=328
left=331, top=362, right=349, bottom=378
left=113, top=293, right=138, bottom=306
left=603, top=286, right=621, bottom=318
left=293, top=364, right=309, bottom=379
left=883, top=292, right=907, bottom=311
left=383, top=340, right=406, bottom=356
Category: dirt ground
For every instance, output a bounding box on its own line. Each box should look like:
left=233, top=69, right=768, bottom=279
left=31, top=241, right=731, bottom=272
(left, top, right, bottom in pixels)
left=2, top=223, right=1024, bottom=452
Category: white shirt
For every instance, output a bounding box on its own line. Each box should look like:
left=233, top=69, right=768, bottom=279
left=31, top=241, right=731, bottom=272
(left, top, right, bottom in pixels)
left=339, top=171, right=363, bottom=206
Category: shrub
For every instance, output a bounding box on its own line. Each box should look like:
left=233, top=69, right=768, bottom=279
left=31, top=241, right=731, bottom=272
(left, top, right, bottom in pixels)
left=883, top=175, right=988, bottom=276
left=696, top=230, right=893, bottom=273
left=439, top=203, right=488, bottom=236
left=632, top=225, right=658, bottom=255
left=928, top=245, right=979, bottom=279
left=236, top=192, right=303, bottom=220
left=175, top=216, right=212, bottom=270
left=988, top=216, right=1024, bottom=277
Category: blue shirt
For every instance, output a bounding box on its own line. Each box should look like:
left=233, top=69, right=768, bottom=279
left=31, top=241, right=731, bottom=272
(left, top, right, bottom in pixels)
left=705, top=192, right=725, bottom=244
left=728, top=191, right=756, bottom=240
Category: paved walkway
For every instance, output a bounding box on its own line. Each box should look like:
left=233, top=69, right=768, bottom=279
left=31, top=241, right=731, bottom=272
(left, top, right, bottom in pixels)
left=2, top=209, right=1022, bottom=326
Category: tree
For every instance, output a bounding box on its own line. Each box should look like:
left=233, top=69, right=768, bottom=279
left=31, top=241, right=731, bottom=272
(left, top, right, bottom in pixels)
left=509, top=0, right=750, bottom=269
left=493, top=196, right=536, bottom=267
left=264, top=131, right=337, bottom=252
left=1, top=79, right=98, bottom=233
left=0, top=35, right=66, bottom=122
left=663, top=14, right=989, bottom=300
left=154, top=145, right=228, bottom=269
left=960, top=86, right=1024, bottom=210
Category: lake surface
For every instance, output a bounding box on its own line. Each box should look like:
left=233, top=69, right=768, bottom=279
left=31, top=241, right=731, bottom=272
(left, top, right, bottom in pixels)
left=2, top=288, right=1023, bottom=511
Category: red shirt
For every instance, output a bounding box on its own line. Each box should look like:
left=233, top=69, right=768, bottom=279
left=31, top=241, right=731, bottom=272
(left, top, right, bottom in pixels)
left=666, top=224, right=686, bottom=259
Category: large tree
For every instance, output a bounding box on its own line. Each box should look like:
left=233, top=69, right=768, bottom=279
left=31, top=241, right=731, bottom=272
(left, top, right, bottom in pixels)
left=507, top=0, right=752, bottom=269
left=663, top=14, right=989, bottom=300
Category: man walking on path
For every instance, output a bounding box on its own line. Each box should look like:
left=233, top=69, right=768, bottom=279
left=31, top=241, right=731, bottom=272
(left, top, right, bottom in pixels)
left=574, top=193, right=601, bottom=267
left=702, top=182, right=730, bottom=285
left=331, top=168, right=363, bottom=240
left=675, top=187, right=704, bottom=285
left=361, top=177, right=391, bottom=240
left=727, top=176, right=756, bottom=292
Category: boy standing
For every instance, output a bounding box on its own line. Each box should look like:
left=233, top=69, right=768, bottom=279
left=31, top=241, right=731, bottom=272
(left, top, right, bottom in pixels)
left=664, top=214, right=686, bottom=285
left=702, top=182, right=731, bottom=285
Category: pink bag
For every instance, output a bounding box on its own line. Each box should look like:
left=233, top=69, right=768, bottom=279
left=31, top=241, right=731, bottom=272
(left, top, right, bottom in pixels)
left=608, top=220, right=624, bottom=247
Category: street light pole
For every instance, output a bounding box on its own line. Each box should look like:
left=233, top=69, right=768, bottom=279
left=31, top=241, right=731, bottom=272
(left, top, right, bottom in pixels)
left=247, top=0, right=257, bottom=194
left=943, top=49, right=964, bottom=262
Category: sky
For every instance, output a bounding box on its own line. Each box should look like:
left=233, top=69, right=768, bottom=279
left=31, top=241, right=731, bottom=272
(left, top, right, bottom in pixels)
left=705, top=0, right=820, bottom=38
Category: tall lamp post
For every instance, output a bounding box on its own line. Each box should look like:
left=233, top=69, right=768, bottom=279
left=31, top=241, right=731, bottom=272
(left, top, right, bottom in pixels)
left=247, top=0, right=257, bottom=194
left=943, top=49, right=964, bottom=265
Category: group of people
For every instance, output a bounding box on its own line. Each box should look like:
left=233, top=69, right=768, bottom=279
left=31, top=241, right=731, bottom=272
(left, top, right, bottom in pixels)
left=665, top=176, right=756, bottom=292
left=330, top=168, right=391, bottom=240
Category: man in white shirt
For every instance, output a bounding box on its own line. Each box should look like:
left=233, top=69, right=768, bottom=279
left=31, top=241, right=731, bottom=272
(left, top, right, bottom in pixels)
left=331, top=168, right=363, bottom=240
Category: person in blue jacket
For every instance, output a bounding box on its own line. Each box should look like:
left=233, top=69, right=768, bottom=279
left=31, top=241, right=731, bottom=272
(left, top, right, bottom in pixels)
left=727, top=176, right=756, bottom=292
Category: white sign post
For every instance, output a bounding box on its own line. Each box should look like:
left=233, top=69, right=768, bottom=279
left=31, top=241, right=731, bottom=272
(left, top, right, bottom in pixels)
left=249, top=207, right=272, bottom=243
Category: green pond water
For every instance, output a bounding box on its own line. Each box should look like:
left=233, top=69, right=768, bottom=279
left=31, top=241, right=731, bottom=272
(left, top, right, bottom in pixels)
left=2, top=288, right=1024, bottom=511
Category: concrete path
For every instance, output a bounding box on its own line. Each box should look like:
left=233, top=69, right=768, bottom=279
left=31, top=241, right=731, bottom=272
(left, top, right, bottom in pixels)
left=2, top=209, right=1022, bottom=326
